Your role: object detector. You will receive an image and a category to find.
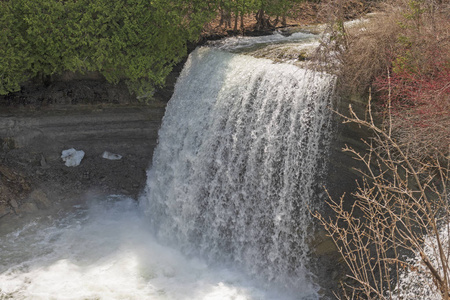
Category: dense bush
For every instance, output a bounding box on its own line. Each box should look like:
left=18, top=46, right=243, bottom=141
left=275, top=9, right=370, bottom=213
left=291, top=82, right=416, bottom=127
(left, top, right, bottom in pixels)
left=0, top=0, right=317, bottom=97
left=0, top=0, right=216, bottom=97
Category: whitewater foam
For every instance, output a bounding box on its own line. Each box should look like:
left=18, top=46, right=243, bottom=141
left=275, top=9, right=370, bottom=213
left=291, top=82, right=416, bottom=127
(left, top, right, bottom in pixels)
left=0, top=196, right=304, bottom=299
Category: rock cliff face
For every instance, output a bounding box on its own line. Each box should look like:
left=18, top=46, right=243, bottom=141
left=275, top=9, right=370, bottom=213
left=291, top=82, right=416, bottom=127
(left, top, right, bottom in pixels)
left=0, top=104, right=166, bottom=218
left=326, top=96, right=372, bottom=203
left=310, top=95, right=373, bottom=293
left=0, top=71, right=169, bottom=218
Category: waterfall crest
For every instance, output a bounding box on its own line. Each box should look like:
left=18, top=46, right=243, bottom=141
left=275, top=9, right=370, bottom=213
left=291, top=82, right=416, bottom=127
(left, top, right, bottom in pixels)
left=142, top=47, right=336, bottom=289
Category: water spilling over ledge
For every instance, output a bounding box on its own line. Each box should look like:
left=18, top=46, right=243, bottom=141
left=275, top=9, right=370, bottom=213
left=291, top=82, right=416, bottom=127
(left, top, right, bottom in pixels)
left=142, top=47, right=337, bottom=293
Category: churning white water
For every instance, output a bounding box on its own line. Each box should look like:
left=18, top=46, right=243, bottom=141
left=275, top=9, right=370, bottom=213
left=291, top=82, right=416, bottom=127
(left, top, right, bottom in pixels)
left=209, top=31, right=317, bottom=52
left=0, top=38, right=336, bottom=299
left=142, top=47, right=336, bottom=295
left=0, top=196, right=299, bottom=299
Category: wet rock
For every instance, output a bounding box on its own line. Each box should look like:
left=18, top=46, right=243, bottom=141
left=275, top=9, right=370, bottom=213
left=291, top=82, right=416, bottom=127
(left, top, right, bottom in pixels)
left=30, top=189, right=51, bottom=209
left=313, top=234, right=338, bottom=256
left=310, top=229, right=338, bottom=256
left=16, top=202, right=38, bottom=214
left=0, top=105, right=163, bottom=213
left=120, top=189, right=130, bottom=195
left=0, top=205, right=12, bottom=218
left=309, top=228, right=344, bottom=298
left=0, top=165, right=16, bottom=181
left=10, top=199, right=19, bottom=209
left=1, top=137, right=16, bottom=152
left=40, top=155, right=50, bottom=169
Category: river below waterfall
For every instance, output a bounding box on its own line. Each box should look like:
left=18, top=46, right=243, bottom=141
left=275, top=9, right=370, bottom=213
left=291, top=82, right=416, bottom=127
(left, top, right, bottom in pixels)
left=0, top=31, right=336, bottom=299
left=0, top=196, right=316, bottom=299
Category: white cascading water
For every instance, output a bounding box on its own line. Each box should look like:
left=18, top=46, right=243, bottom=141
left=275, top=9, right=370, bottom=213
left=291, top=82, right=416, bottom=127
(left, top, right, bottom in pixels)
left=142, top=47, right=336, bottom=291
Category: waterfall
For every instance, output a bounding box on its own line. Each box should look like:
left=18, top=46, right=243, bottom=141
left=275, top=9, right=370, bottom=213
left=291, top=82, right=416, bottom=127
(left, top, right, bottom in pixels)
left=142, top=47, right=336, bottom=290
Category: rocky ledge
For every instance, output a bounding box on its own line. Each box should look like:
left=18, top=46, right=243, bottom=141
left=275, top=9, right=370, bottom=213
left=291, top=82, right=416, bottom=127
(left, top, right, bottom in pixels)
left=0, top=103, right=166, bottom=219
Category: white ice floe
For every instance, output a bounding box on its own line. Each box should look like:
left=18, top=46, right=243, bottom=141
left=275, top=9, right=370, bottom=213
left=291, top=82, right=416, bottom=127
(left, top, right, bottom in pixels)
left=61, top=148, right=85, bottom=167
left=102, top=151, right=122, bottom=160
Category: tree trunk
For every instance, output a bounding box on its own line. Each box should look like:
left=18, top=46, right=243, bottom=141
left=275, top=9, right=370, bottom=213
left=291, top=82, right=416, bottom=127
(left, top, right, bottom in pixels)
left=219, top=8, right=224, bottom=27
left=273, top=16, right=279, bottom=27
left=255, top=9, right=271, bottom=30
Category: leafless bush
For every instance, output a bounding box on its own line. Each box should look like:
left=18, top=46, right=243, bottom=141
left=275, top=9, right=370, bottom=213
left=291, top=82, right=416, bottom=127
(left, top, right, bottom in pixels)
left=313, top=2, right=402, bottom=93
left=314, top=0, right=449, bottom=161
left=386, top=104, right=450, bottom=162
left=314, top=101, right=449, bottom=299
left=373, top=1, right=450, bottom=160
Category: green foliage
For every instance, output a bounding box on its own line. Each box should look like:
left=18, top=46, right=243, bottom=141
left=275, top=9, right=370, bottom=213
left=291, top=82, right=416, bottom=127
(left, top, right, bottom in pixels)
left=262, top=0, right=304, bottom=18
left=0, top=2, right=29, bottom=94
left=0, top=0, right=215, bottom=97
left=0, top=0, right=307, bottom=96
left=397, top=0, right=426, bottom=29
left=392, top=49, right=418, bottom=74
left=406, top=0, right=426, bottom=20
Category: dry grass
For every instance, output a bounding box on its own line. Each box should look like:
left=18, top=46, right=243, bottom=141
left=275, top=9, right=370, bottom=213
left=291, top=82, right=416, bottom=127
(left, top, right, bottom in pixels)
left=388, top=99, right=450, bottom=162
left=340, top=11, right=400, bottom=94
left=316, top=0, right=450, bottom=160
left=377, top=1, right=450, bottom=160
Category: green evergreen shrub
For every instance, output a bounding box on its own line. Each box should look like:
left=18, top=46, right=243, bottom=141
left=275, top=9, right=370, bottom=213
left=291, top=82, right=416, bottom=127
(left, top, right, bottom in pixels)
left=0, top=0, right=215, bottom=97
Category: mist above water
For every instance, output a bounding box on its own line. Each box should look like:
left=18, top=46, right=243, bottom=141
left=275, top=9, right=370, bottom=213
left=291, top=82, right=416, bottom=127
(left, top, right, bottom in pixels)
left=0, top=196, right=303, bottom=299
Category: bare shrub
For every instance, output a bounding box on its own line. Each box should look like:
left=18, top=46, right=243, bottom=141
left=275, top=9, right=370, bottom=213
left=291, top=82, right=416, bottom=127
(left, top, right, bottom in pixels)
left=329, top=0, right=449, bottom=94
left=339, top=11, right=400, bottom=95
left=373, top=1, right=450, bottom=159
left=314, top=0, right=449, bottom=158
left=314, top=101, right=450, bottom=299
left=384, top=102, right=450, bottom=162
